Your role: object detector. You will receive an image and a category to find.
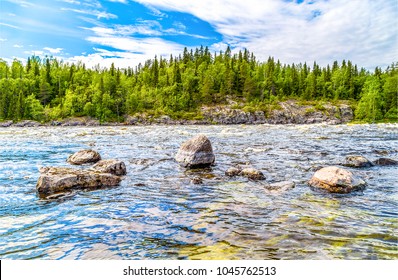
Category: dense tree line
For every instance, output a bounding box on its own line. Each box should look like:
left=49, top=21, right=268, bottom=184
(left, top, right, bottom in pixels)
left=0, top=46, right=397, bottom=122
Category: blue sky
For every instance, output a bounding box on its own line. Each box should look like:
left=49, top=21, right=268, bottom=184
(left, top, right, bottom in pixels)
left=0, top=0, right=396, bottom=69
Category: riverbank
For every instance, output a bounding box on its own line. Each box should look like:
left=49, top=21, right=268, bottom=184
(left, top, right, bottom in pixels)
left=0, top=100, right=354, bottom=127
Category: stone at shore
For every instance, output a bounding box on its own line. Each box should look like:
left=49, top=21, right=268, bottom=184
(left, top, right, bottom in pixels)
left=0, top=120, right=13, bottom=127
left=91, top=159, right=127, bottom=176
left=36, top=167, right=121, bottom=196
left=308, top=166, right=366, bottom=193
left=373, top=158, right=398, bottom=166
left=67, top=149, right=101, bottom=165
left=240, top=168, right=266, bottom=181
left=343, top=155, right=373, bottom=168
left=14, top=120, right=41, bottom=127
left=175, top=134, right=215, bottom=168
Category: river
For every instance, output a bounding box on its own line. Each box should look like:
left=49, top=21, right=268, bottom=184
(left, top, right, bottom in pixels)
left=0, top=124, right=397, bottom=259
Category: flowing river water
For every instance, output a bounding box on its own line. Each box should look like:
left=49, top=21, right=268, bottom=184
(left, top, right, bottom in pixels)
left=0, top=124, right=397, bottom=260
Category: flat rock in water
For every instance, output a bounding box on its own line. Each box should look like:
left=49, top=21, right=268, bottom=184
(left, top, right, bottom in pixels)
left=240, top=168, right=265, bottom=181
left=175, top=134, right=215, bottom=168
left=67, top=149, right=101, bottom=165
left=342, top=155, right=373, bottom=168
left=373, top=158, right=398, bottom=166
left=91, top=159, right=127, bottom=175
left=36, top=167, right=121, bottom=196
left=308, top=166, right=366, bottom=193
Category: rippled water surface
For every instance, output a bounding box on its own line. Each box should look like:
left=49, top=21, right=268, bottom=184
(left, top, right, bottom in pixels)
left=0, top=124, right=397, bottom=259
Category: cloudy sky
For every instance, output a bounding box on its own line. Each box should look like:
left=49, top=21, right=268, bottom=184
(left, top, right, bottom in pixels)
left=0, top=0, right=396, bottom=70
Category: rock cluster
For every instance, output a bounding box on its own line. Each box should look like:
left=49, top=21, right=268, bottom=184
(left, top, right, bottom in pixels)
left=36, top=150, right=126, bottom=197
left=225, top=166, right=266, bottom=181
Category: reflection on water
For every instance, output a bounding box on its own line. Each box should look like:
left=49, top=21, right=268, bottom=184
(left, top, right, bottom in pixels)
left=0, top=124, right=397, bottom=259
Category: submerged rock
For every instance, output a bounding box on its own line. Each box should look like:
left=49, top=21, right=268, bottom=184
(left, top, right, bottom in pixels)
left=225, top=167, right=242, bottom=177
left=265, top=181, right=295, bottom=194
left=36, top=167, right=121, bottom=196
left=67, top=149, right=101, bottom=165
left=343, top=155, right=373, bottom=168
left=191, top=177, right=203, bottom=184
left=175, top=134, right=215, bottom=168
left=240, top=168, right=266, bottom=181
left=308, top=166, right=366, bottom=193
left=91, top=159, right=127, bottom=175
left=225, top=166, right=265, bottom=181
left=373, top=158, right=398, bottom=166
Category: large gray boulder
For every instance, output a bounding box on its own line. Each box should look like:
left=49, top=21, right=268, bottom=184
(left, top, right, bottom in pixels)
left=175, top=135, right=215, bottom=168
left=67, top=149, right=101, bottom=165
left=91, top=159, right=127, bottom=175
left=308, top=166, right=366, bottom=193
left=343, top=155, right=373, bottom=168
left=36, top=167, right=121, bottom=196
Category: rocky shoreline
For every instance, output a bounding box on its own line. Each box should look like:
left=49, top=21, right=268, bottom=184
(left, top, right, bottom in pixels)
left=0, top=100, right=354, bottom=127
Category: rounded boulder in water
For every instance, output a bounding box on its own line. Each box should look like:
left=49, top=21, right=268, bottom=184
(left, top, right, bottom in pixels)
left=308, top=166, right=367, bottom=193
left=175, top=134, right=215, bottom=168
left=67, top=149, right=101, bottom=165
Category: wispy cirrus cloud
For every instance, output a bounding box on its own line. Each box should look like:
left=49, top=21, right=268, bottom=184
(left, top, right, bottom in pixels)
left=106, top=0, right=128, bottom=3
left=4, top=0, right=35, bottom=8
left=61, top=7, right=118, bottom=19
left=0, top=22, right=22, bottom=29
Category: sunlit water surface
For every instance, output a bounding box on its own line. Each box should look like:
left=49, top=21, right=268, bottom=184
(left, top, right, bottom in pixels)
left=0, top=124, right=397, bottom=259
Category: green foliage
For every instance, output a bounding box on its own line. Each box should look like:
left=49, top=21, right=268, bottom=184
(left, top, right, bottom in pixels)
left=355, top=76, right=384, bottom=122
left=0, top=53, right=396, bottom=123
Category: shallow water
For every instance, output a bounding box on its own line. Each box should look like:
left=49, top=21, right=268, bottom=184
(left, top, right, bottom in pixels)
left=0, top=124, right=397, bottom=259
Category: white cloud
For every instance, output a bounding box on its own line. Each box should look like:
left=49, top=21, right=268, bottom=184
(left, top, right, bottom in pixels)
left=58, top=0, right=81, bottom=4
left=43, top=47, right=63, bottom=54
left=85, top=19, right=208, bottom=39
left=107, top=0, right=128, bottom=3
left=0, top=38, right=7, bottom=42
left=24, top=50, right=44, bottom=56
left=86, top=36, right=183, bottom=56
left=61, top=7, right=117, bottom=19
left=132, top=0, right=397, bottom=69
left=13, top=44, right=23, bottom=48
left=4, top=0, right=35, bottom=8
left=67, top=41, right=181, bottom=69
left=0, top=22, right=21, bottom=29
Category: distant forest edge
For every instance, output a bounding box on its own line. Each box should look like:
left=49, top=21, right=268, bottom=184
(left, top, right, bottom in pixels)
left=0, top=46, right=397, bottom=123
